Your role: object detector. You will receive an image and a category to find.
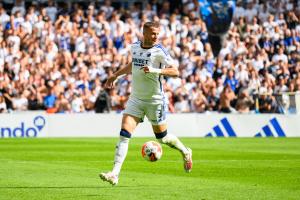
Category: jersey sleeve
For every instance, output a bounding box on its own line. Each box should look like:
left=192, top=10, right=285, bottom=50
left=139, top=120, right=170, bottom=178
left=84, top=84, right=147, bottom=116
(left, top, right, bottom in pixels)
left=161, top=54, right=176, bottom=67
left=157, top=45, right=177, bottom=67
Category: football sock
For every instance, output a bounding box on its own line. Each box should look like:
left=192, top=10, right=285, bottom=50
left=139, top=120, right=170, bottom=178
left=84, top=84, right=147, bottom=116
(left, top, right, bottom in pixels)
left=156, top=131, right=189, bottom=155
left=111, top=129, right=131, bottom=176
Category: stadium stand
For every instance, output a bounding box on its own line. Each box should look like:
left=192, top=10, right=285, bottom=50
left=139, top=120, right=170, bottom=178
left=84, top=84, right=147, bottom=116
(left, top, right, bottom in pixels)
left=0, top=0, right=299, bottom=114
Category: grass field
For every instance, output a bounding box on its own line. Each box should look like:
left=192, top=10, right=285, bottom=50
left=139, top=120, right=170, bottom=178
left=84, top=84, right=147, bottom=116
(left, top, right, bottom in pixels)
left=0, top=138, right=300, bottom=200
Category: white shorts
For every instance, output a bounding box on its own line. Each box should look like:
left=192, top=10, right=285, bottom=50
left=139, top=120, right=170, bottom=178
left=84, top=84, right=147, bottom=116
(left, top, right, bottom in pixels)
left=123, top=97, right=167, bottom=125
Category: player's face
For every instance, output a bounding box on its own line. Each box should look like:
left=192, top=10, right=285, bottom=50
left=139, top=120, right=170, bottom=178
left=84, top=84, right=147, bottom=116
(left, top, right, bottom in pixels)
left=143, top=27, right=159, bottom=46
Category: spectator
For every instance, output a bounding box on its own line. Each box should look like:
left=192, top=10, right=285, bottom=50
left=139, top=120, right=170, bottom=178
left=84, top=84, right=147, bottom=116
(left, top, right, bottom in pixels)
left=27, top=86, right=44, bottom=110
left=191, top=90, right=207, bottom=113
left=206, top=86, right=219, bottom=111
left=0, top=6, right=10, bottom=29
left=71, top=92, right=85, bottom=113
left=101, top=0, right=114, bottom=19
left=219, top=84, right=236, bottom=113
left=0, top=93, right=7, bottom=112
left=236, top=89, right=254, bottom=113
left=95, top=88, right=111, bottom=113
left=258, top=92, right=277, bottom=113
left=174, top=94, right=190, bottom=113
left=12, top=91, right=28, bottom=111
left=11, top=0, right=25, bottom=17
left=43, top=87, right=57, bottom=110
left=224, top=69, right=239, bottom=92
left=46, top=0, right=58, bottom=22
left=274, top=75, right=289, bottom=94
left=272, top=47, right=288, bottom=64
left=0, top=0, right=298, bottom=114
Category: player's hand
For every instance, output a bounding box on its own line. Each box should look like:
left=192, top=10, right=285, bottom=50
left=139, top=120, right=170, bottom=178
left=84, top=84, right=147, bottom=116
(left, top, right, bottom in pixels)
left=104, top=75, right=117, bottom=88
left=140, top=65, right=150, bottom=73
left=140, top=65, right=162, bottom=74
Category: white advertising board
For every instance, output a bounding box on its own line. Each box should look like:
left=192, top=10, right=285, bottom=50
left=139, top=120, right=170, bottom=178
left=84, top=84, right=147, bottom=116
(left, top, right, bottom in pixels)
left=0, top=113, right=299, bottom=138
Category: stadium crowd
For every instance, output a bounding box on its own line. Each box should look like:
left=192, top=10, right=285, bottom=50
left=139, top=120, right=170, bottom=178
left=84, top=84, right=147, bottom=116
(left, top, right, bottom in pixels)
left=0, top=0, right=300, bottom=114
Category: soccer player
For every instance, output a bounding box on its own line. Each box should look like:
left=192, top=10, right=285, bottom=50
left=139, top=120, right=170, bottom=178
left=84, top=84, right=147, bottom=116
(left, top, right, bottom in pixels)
left=197, top=0, right=235, bottom=57
left=99, top=21, right=193, bottom=186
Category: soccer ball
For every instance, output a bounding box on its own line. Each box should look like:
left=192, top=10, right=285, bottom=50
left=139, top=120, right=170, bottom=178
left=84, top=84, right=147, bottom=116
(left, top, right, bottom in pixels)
left=141, top=141, right=162, bottom=162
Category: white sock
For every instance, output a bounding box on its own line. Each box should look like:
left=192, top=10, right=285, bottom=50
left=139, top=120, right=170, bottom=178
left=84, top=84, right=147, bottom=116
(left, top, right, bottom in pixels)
left=111, top=136, right=129, bottom=176
left=158, top=134, right=189, bottom=155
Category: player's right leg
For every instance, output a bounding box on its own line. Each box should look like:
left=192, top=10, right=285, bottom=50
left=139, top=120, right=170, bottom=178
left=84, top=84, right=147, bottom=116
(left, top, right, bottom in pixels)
left=99, top=128, right=131, bottom=185
left=100, top=98, right=143, bottom=185
left=112, top=114, right=140, bottom=176
left=99, top=172, right=119, bottom=186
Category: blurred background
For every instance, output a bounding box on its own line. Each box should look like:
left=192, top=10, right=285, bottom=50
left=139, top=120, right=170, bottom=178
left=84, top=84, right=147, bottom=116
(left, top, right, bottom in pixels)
left=0, top=0, right=299, bottom=115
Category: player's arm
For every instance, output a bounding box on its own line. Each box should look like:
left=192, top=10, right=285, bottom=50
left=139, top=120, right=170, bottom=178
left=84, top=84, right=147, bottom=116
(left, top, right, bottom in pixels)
left=104, top=62, right=132, bottom=88
left=142, top=50, right=179, bottom=77
left=161, top=66, right=179, bottom=77
left=142, top=65, right=179, bottom=77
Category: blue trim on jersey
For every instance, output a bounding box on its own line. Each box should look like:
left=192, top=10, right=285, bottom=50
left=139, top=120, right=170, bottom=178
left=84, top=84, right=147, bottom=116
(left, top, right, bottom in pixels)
left=133, top=41, right=141, bottom=45
left=158, top=63, right=163, bottom=92
left=154, top=44, right=169, bottom=56
left=159, top=75, right=162, bottom=93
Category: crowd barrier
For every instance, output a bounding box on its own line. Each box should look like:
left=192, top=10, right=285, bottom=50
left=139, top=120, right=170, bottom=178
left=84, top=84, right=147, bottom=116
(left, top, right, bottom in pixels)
left=0, top=113, right=299, bottom=138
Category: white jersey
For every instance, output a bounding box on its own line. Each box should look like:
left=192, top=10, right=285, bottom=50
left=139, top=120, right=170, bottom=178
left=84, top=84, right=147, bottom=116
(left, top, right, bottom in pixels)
left=130, top=41, right=176, bottom=101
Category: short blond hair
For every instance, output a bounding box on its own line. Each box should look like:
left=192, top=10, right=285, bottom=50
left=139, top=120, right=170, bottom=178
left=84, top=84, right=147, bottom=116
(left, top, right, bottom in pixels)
left=143, top=21, right=160, bottom=30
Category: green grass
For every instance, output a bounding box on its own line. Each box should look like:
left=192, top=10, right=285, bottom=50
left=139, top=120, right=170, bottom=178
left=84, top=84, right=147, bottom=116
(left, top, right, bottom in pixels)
left=0, top=138, right=300, bottom=200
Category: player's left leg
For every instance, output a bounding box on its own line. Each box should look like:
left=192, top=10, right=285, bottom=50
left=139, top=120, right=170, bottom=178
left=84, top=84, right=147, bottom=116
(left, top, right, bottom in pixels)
left=153, top=125, right=193, bottom=173
left=145, top=101, right=193, bottom=172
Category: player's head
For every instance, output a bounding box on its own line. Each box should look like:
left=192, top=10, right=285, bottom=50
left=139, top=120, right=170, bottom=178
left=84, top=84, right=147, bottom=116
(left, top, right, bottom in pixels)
left=143, top=21, right=160, bottom=46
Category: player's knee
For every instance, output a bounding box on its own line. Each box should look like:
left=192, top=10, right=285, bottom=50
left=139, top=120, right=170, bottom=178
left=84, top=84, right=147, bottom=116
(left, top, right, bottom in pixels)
left=155, top=130, right=167, bottom=143
left=120, top=129, right=132, bottom=139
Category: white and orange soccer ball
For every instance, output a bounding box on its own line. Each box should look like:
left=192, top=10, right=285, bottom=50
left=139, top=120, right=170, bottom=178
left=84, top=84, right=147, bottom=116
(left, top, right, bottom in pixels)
left=141, top=141, right=162, bottom=162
